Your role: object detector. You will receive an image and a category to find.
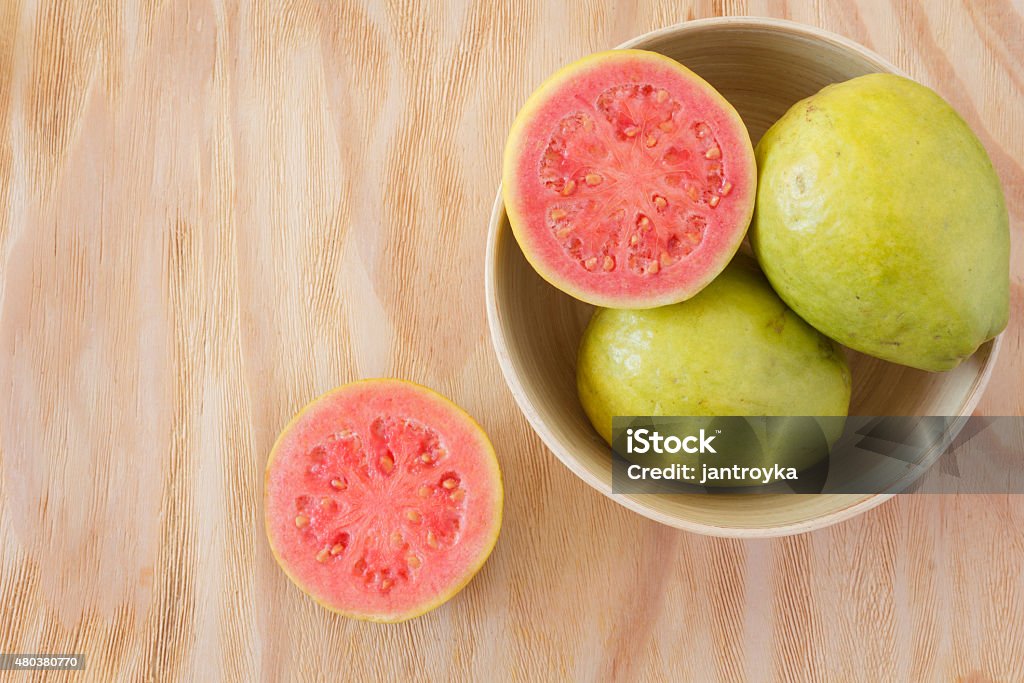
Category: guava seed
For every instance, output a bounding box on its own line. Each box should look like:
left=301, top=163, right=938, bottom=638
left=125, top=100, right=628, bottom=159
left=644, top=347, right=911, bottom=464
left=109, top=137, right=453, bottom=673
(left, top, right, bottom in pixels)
left=295, top=515, right=310, bottom=529
left=663, top=147, right=690, bottom=165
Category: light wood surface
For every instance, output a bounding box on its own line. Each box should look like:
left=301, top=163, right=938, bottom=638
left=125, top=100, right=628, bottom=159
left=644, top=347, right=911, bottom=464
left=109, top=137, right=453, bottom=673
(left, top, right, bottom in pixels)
left=0, top=1, right=1021, bottom=681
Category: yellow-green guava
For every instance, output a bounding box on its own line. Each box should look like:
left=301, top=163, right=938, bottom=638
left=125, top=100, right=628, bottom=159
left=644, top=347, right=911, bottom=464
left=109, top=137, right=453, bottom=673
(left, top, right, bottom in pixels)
left=577, top=257, right=851, bottom=484
left=750, top=74, right=1009, bottom=372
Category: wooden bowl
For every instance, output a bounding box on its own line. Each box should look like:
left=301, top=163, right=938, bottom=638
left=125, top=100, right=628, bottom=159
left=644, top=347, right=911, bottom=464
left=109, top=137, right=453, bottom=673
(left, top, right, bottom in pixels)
left=485, top=17, right=1002, bottom=537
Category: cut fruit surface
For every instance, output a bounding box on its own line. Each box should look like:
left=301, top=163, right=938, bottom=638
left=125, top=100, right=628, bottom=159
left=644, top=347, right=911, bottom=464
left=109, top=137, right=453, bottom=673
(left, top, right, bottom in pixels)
left=265, top=379, right=502, bottom=622
left=503, top=49, right=756, bottom=308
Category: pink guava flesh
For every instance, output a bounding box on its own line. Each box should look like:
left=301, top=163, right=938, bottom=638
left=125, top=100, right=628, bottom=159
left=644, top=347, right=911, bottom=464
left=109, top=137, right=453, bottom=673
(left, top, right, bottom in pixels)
left=504, top=50, right=756, bottom=308
left=265, top=380, right=502, bottom=622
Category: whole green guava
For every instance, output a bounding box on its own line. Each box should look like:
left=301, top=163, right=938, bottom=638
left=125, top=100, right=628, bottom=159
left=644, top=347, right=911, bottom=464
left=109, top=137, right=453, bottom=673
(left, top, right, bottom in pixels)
left=577, top=257, right=851, bottom=485
left=751, top=74, right=1009, bottom=372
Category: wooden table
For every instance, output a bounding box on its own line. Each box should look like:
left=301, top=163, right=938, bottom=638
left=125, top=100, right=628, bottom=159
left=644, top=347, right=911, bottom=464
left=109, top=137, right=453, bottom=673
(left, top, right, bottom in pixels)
left=1, top=1, right=1021, bottom=680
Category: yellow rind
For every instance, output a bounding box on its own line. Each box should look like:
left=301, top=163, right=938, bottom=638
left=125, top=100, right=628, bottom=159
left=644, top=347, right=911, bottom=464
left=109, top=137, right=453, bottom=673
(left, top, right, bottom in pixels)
left=502, top=49, right=756, bottom=309
left=264, top=378, right=504, bottom=624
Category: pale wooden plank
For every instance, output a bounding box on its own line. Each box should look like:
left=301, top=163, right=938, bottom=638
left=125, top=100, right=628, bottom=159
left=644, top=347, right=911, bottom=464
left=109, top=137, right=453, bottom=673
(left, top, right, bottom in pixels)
left=0, top=1, right=1020, bottom=681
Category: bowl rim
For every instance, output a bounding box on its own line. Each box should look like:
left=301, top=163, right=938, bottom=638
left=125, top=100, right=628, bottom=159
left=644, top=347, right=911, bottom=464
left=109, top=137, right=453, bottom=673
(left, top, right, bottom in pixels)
left=484, top=16, right=1004, bottom=538
left=615, top=16, right=910, bottom=75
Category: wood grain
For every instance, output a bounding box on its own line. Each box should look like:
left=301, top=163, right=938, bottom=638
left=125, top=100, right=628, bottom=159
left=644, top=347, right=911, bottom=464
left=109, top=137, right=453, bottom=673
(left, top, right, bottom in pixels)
left=0, top=0, right=1021, bottom=680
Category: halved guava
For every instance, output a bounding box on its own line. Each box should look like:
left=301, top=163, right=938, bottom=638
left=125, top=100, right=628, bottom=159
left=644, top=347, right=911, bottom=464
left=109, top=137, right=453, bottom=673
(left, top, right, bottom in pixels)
left=264, top=379, right=503, bottom=622
left=503, top=49, right=756, bottom=308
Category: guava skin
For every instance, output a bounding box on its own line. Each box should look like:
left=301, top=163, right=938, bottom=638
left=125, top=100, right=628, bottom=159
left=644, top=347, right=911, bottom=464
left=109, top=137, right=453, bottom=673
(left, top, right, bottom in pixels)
left=577, top=257, right=851, bottom=483
left=750, top=74, right=1010, bottom=372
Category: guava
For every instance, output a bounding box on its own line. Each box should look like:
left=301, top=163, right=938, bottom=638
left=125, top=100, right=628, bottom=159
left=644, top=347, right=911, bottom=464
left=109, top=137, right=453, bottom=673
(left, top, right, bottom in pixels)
left=264, top=379, right=503, bottom=622
left=577, top=257, right=850, bottom=484
left=503, top=49, right=756, bottom=308
left=750, top=73, right=1010, bottom=372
